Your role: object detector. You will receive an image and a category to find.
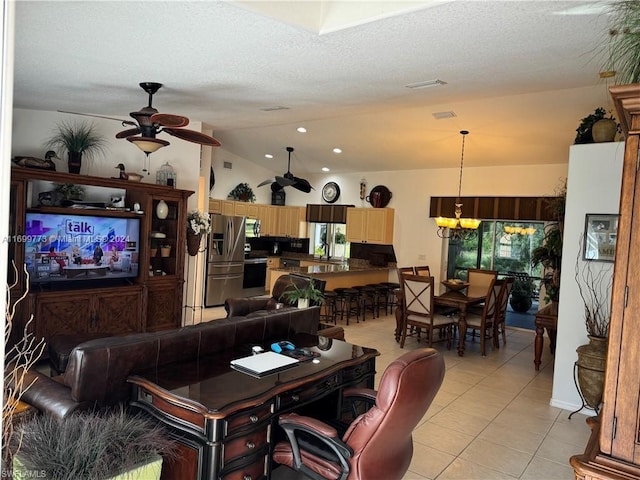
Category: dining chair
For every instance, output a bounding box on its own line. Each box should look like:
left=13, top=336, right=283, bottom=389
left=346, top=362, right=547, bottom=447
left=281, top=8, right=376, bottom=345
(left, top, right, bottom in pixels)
left=398, top=266, right=415, bottom=277
left=466, top=268, right=498, bottom=295
left=460, top=277, right=503, bottom=356
left=273, top=348, right=445, bottom=480
left=494, top=276, right=515, bottom=349
left=399, top=274, right=456, bottom=349
left=414, top=265, right=430, bottom=276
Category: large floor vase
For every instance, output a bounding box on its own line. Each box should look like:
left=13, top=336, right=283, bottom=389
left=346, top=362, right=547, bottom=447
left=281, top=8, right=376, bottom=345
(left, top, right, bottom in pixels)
left=576, top=335, right=608, bottom=409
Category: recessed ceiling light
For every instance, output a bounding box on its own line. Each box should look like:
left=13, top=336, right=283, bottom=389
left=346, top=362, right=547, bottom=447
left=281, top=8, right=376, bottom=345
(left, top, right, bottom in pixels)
left=265, top=154, right=273, bottom=159
left=322, top=167, right=330, bottom=172
left=404, top=79, right=447, bottom=89
left=297, top=127, right=307, bottom=133
left=333, top=148, right=342, bottom=154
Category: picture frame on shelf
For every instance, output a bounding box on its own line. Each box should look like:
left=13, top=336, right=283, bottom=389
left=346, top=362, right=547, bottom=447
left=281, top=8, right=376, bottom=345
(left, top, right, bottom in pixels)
left=583, top=213, right=619, bottom=262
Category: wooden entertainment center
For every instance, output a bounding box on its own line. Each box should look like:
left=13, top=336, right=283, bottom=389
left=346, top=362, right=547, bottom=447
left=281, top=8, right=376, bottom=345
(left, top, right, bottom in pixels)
left=8, top=167, right=193, bottom=347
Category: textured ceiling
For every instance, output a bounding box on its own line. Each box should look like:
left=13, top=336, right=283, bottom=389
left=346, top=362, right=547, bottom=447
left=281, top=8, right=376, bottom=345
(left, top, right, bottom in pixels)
left=12, top=1, right=615, bottom=175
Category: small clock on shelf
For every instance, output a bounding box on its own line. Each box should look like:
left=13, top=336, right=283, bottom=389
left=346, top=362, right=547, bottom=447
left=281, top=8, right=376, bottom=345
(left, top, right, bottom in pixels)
left=321, top=181, right=340, bottom=204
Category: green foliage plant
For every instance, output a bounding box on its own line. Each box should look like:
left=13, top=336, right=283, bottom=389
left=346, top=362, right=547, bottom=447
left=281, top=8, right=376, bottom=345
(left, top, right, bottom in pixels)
left=604, top=1, right=640, bottom=85
left=228, top=183, right=256, bottom=203
left=279, top=279, right=324, bottom=305
left=54, top=183, right=84, bottom=200
left=45, top=121, right=108, bottom=160
left=574, top=108, right=614, bottom=144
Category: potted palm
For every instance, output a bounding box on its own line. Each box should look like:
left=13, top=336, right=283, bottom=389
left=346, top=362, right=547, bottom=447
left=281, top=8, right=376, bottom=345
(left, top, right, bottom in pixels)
left=279, top=278, right=324, bottom=308
left=45, top=121, right=108, bottom=174
left=12, top=407, right=176, bottom=480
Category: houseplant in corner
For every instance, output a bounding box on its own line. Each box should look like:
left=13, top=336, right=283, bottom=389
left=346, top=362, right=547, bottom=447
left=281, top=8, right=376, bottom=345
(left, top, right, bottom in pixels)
left=186, top=210, right=211, bottom=256
left=280, top=278, right=324, bottom=308
left=45, top=121, right=108, bottom=174
left=573, top=247, right=613, bottom=413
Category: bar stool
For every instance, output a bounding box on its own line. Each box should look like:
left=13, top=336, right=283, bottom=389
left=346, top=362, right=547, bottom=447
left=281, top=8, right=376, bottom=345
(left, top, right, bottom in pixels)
left=353, top=285, right=377, bottom=321
left=367, top=283, right=390, bottom=317
left=320, top=290, right=338, bottom=325
left=381, top=281, right=401, bottom=315
left=334, top=287, right=360, bottom=325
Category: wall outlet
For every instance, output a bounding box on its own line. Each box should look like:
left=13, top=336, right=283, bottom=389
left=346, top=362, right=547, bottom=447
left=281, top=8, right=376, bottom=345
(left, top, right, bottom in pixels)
left=418, top=254, right=426, bottom=260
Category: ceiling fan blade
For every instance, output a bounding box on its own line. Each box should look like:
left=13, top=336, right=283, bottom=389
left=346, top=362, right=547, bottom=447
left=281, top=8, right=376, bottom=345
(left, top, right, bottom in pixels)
left=257, top=178, right=275, bottom=187
left=275, top=175, right=296, bottom=187
left=150, top=113, right=189, bottom=128
left=58, top=110, right=137, bottom=127
left=163, top=128, right=221, bottom=146
left=270, top=182, right=284, bottom=192
left=115, top=127, right=142, bottom=139
left=292, top=177, right=313, bottom=193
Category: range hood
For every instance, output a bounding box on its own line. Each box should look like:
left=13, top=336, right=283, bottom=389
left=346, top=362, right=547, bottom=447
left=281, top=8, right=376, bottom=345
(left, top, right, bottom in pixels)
left=306, top=204, right=354, bottom=223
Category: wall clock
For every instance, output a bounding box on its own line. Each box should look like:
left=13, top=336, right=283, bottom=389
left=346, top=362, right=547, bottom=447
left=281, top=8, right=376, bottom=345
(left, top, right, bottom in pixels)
left=322, top=182, right=340, bottom=203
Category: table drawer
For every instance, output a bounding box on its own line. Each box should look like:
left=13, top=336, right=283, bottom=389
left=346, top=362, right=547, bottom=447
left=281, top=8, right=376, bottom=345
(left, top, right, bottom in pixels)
left=342, top=359, right=374, bottom=384
left=225, top=402, right=273, bottom=435
left=278, top=373, right=340, bottom=410
left=223, top=428, right=269, bottom=462
left=220, top=453, right=267, bottom=480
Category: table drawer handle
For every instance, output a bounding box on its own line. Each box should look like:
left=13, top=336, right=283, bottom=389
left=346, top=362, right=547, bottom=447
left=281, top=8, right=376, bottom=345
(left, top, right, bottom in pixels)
left=249, top=414, right=259, bottom=423
left=246, top=441, right=255, bottom=449
left=243, top=476, right=252, bottom=480
left=291, top=394, right=300, bottom=402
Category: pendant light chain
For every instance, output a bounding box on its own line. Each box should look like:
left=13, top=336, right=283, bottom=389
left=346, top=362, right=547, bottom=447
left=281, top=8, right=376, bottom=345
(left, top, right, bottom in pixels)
left=457, top=130, right=468, bottom=201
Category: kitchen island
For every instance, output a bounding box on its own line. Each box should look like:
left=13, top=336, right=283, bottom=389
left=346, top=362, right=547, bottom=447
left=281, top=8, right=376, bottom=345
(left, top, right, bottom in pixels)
left=269, top=262, right=393, bottom=293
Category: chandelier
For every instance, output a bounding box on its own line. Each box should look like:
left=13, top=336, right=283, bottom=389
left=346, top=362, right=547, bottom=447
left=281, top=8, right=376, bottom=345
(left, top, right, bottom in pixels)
left=435, top=130, right=481, bottom=240
left=504, top=225, right=537, bottom=235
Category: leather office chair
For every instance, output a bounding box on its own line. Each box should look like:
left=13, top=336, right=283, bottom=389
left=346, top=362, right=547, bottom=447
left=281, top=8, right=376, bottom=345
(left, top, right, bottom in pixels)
left=399, top=274, right=456, bottom=349
left=494, top=276, right=515, bottom=349
left=272, top=348, right=445, bottom=480
left=461, top=278, right=503, bottom=356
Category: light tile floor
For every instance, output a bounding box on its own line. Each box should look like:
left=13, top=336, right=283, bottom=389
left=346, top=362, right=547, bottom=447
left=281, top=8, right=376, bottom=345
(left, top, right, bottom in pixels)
left=202, top=306, right=592, bottom=480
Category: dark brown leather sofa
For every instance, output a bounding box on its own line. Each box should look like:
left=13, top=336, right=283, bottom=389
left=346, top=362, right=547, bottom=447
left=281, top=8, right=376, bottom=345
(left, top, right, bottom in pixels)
left=225, top=274, right=344, bottom=340
left=21, top=307, right=321, bottom=419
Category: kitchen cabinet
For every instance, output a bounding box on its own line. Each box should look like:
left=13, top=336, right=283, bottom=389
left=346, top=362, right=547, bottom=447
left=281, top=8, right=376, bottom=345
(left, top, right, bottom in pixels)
left=266, top=257, right=280, bottom=293
left=209, top=199, right=222, bottom=214
left=346, top=207, right=394, bottom=244
left=246, top=203, right=260, bottom=219
left=221, top=200, right=235, bottom=216
left=258, top=205, right=277, bottom=236
left=276, top=206, right=306, bottom=237
left=571, top=84, right=640, bottom=479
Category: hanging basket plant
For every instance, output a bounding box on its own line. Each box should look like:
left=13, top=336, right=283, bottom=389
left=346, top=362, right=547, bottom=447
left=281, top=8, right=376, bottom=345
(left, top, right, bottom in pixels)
left=186, top=210, right=210, bottom=256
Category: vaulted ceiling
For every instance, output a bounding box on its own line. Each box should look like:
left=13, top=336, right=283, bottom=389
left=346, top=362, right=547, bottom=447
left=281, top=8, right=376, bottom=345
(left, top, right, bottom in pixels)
left=12, top=1, right=614, bottom=175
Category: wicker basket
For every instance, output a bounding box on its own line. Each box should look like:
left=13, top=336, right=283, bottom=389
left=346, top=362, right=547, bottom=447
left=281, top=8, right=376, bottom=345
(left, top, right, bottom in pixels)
left=186, top=230, right=202, bottom=256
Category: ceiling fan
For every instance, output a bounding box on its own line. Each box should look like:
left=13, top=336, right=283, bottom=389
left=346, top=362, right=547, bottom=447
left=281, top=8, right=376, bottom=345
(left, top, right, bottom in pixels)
left=60, top=82, right=220, bottom=155
left=257, top=146, right=314, bottom=193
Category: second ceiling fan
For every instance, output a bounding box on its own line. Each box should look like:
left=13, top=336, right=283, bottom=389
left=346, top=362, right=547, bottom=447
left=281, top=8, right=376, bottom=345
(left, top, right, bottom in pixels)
left=258, top=147, right=314, bottom=193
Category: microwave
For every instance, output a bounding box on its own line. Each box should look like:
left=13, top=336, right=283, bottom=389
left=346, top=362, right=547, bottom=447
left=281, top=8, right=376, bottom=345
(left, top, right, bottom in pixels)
left=245, top=218, right=261, bottom=238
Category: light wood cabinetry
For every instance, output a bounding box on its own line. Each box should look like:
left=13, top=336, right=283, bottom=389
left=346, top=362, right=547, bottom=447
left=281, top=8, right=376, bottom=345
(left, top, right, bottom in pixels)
left=346, top=207, right=394, bottom=244
left=266, top=256, right=280, bottom=293
left=276, top=206, right=306, bottom=237
left=9, top=168, right=193, bottom=346
left=571, top=84, right=640, bottom=479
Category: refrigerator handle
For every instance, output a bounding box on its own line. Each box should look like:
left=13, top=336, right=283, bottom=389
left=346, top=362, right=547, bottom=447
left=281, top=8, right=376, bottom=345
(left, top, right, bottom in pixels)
left=227, top=217, right=233, bottom=257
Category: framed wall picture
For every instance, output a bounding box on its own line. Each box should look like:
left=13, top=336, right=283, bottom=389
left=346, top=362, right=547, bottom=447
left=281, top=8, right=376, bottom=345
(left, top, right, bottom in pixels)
left=583, top=213, right=619, bottom=262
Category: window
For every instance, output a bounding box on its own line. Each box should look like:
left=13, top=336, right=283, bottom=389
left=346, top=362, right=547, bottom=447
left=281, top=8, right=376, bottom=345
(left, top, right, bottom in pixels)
left=310, top=223, right=349, bottom=260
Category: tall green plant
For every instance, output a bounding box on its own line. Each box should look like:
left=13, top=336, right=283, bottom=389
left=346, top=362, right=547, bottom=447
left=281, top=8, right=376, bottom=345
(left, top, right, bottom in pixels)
left=45, top=121, right=108, bottom=160
left=605, top=1, right=640, bottom=85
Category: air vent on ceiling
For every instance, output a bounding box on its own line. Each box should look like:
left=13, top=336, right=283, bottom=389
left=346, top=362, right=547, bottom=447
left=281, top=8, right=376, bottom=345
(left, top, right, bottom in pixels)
left=432, top=111, right=457, bottom=120
left=260, top=106, right=290, bottom=112
left=223, top=161, right=232, bottom=169
left=404, top=79, right=447, bottom=89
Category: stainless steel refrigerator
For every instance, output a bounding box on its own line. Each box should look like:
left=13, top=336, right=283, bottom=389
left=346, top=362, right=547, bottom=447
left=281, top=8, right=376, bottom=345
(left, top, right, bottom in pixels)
left=205, top=215, right=245, bottom=307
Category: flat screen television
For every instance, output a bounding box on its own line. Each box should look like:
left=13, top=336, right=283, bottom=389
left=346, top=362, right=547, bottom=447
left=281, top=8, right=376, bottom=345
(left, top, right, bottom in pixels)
left=24, top=212, right=141, bottom=286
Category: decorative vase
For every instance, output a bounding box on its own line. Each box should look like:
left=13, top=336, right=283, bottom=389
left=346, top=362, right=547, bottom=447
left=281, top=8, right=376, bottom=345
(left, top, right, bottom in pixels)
left=576, top=335, right=608, bottom=409
left=298, top=298, right=309, bottom=309
left=186, top=230, right=202, bottom=256
left=68, top=151, right=82, bottom=174
left=160, top=246, right=171, bottom=258
left=156, top=200, right=169, bottom=219
left=592, top=119, right=617, bottom=143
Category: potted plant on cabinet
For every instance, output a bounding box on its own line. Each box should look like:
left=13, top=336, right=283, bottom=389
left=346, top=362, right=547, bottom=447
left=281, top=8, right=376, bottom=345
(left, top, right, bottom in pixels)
left=45, top=121, right=108, bottom=174
left=12, top=407, right=176, bottom=480
left=280, top=278, right=324, bottom=308
left=573, top=246, right=613, bottom=414
left=228, top=183, right=256, bottom=203
left=574, top=107, right=617, bottom=144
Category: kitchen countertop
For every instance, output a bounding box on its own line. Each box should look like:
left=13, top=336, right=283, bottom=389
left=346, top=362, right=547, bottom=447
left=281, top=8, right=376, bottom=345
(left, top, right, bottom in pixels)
left=272, top=263, right=392, bottom=275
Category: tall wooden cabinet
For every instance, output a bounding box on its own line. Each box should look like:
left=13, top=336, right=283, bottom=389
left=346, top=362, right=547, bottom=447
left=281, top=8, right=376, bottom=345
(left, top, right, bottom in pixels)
left=346, top=207, right=394, bottom=244
left=571, top=84, right=640, bottom=479
left=9, top=168, right=193, bottom=347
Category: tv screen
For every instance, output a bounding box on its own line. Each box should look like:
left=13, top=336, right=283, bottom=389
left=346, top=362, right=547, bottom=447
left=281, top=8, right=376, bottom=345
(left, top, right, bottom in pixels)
left=24, top=212, right=141, bottom=285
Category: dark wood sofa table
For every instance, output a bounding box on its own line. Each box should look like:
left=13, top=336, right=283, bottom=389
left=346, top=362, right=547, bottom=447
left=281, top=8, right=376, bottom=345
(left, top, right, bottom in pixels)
left=534, top=302, right=558, bottom=371
left=128, top=334, right=379, bottom=480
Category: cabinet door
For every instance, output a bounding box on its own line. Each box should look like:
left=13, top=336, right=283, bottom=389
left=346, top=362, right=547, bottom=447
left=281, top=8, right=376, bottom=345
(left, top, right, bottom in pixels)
left=151, top=198, right=179, bottom=277
left=265, top=206, right=278, bottom=236
left=221, top=201, right=235, bottom=216
left=34, top=293, right=92, bottom=340
left=93, top=288, right=143, bottom=334
left=234, top=202, right=248, bottom=217
left=346, top=209, right=366, bottom=243
left=146, top=283, right=182, bottom=331
left=365, top=208, right=394, bottom=244
left=209, top=199, right=222, bottom=215
left=247, top=204, right=259, bottom=219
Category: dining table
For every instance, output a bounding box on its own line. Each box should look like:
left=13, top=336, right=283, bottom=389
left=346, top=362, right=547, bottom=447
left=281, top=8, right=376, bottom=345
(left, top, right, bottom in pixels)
left=434, top=285, right=488, bottom=356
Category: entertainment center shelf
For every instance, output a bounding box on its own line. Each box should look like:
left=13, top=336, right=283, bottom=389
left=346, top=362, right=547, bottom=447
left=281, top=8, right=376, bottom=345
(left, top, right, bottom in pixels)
left=9, top=167, right=194, bottom=347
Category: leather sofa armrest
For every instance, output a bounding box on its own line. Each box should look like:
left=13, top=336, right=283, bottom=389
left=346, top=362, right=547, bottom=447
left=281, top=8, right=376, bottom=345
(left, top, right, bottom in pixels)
left=18, top=369, right=92, bottom=419
left=225, top=297, right=276, bottom=317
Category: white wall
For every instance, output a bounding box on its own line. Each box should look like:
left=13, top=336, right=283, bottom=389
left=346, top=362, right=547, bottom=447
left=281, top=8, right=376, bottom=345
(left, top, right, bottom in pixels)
left=551, top=142, right=624, bottom=412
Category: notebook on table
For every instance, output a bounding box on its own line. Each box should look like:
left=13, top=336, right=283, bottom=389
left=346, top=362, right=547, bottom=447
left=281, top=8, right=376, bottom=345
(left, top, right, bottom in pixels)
left=230, top=351, right=299, bottom=378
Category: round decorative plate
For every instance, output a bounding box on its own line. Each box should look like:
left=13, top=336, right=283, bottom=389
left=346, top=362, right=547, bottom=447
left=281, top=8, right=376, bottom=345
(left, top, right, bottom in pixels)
left=322, top=181, right=340, bottom=203
left=368, top=185, right=392, bottom=208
